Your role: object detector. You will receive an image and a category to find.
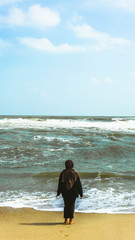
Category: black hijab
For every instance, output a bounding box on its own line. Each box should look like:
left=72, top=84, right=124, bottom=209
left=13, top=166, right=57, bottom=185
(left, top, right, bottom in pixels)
left=61, top=160, right=78, bottom=190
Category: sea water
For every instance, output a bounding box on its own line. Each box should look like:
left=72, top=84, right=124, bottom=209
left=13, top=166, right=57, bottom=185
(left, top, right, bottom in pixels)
left=0, top=116, right=135, bottom=213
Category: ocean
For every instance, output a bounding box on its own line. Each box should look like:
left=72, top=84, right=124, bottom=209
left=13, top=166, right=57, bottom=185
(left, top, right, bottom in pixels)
left=0, top=115, right=135, bottom=213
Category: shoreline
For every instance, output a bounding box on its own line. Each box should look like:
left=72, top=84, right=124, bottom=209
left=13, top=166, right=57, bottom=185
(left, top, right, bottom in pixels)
left=1, top=205, right=135, bottom=214
left=0, top=207, right=135, bottom=240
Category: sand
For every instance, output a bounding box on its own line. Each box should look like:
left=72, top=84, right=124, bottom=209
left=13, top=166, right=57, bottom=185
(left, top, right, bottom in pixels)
left=0, top=207, right=135, bottom=240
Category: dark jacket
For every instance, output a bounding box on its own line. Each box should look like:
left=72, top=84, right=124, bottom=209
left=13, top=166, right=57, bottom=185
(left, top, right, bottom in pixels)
left=57, top=172, right=83, bottom=198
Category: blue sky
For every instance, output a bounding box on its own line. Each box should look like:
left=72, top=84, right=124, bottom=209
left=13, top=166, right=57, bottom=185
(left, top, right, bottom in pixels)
left=0, top=0, right=135, bottom=116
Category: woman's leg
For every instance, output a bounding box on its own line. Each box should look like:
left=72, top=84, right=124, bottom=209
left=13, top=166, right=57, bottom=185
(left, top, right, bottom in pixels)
left=64, top=218, right=68, bottom=224
left=69, top=218, right=74, bottom=224
left=63, top=195, right=76, bottom=220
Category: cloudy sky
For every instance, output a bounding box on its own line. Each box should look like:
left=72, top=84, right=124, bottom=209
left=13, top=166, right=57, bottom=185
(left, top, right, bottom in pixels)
left=0, top=0, right=135, bottom=116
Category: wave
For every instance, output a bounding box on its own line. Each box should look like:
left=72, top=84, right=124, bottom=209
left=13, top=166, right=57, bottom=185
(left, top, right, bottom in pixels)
left=1, top=186, right=135, bottom=213
left=33, top=171, right=135, bottom=180
left=0, top=116, right=135, bottom=133
left=79, top=172, right=135, bottom=180
left=1, top=188, right=135, bottom=213
left=33, top=135, right=72, bottom=143
left=33, top=172, right=59, bottom=179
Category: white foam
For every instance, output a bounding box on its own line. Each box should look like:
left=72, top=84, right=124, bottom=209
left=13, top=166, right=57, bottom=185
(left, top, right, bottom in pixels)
left=33, top=135, right=71, bottom=142
left=1, top=188, right=135, bottom=214
left=0, top=117, right=135, bottom=133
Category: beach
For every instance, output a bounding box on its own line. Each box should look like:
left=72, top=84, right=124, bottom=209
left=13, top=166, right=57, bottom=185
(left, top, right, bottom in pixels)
left=0, top=207, right=135, bottom=240
left=1, top=116, right=135, bottom=239
left=1, top=116, right=135, bottom=213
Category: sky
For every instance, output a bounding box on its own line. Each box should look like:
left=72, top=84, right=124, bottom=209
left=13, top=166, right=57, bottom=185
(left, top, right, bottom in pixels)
left=0, top=0, right=135, bottom=116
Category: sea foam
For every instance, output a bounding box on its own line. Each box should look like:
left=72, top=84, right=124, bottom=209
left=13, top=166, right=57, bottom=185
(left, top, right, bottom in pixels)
left=0, top=117, right=135, bottom=133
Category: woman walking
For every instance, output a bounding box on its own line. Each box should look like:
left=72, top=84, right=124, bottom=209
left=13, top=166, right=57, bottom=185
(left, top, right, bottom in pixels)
left=57, top=160, right=83, bottom=224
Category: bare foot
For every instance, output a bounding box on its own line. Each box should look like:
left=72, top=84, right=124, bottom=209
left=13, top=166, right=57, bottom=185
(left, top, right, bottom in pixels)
left=69, top=221, right=75, bottom=224
left=64, top=218, right=68, bottom=224
left=69, top=218, right=75, bottom=224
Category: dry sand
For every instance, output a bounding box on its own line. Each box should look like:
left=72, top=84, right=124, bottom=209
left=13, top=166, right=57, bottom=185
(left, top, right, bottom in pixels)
left=0, top=207, right=135, bottom=240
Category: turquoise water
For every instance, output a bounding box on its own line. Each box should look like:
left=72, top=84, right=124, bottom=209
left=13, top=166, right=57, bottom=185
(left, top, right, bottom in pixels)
left=0, top=116, right=135, bottom=213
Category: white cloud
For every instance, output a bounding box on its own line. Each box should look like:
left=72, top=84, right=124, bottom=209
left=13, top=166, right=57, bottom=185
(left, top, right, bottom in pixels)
left=91, top=77, right=100, bottom=84
left=71, top=15, right=84, bottom=24
left=85, top=0, right=135, bottom=12
left=18, top=37, right=86, bottom=53
left=0, top=0, right=21, bottom=6
left=27, top=5, right=60, bottom=28
left=5, top=8, right=25, bottom=26
left=70, top=24, right=130, bottom=50
left=104, top=77, right=114, bottom=84
left=91, top=77, right=114, bottom=84
left=0, top=4, right=60, bottom=28
left=104, top=0, right=135, bottom=12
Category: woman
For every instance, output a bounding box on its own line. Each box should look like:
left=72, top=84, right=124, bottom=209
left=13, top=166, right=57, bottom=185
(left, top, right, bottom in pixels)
left=57, top=159, right=83, bottom=224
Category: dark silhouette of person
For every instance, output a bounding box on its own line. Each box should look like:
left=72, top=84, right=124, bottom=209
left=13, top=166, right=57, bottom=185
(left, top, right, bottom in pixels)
left=57, top=159, right=83, bottom=224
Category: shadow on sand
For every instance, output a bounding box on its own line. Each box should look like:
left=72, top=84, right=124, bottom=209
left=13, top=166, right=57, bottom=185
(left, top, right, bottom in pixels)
left=19, top=222, right=64, bottom=226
